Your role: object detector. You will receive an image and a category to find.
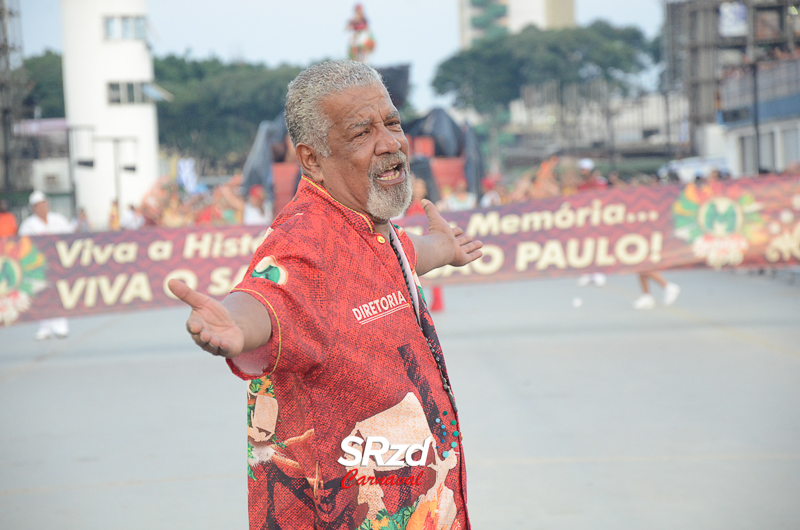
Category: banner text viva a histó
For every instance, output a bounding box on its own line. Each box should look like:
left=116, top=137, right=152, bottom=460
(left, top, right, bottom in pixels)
left=51, top=231, right=264, bottom=310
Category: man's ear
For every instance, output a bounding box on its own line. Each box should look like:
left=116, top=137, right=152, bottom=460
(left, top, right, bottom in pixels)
left=296, top=143, right=323, bottom=183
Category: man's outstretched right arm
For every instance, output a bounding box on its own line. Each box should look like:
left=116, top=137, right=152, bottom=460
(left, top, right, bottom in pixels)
left=168, top=279, right=272, bottom=358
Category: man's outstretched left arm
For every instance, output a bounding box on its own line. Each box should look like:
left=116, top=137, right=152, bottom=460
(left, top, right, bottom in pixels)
left=407, top=200, right=483, bottom=276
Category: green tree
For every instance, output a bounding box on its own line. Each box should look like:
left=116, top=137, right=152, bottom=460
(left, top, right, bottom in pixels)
left=21, top=50, right=64, bottom=118
left=433, top=20, right=660, bottom=112
left=154, top=55, right=300, bottom=171
left=433, top=36, right=523, bottom=115
left=432, top=20, right=660, bottom=168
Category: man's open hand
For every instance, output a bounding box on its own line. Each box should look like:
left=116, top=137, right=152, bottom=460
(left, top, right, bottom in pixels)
left=423, top=199, right=483, bottom=267
left=168, top=279, right=245, bottom=358
left=412, top=200, right=483, bottom=276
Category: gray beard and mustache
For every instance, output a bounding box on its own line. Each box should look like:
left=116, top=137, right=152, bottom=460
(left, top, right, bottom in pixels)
left=365, top=152, right=412, bottom=221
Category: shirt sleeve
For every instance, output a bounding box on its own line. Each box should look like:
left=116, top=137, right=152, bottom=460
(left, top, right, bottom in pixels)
left=226, top=220, right=328, bottom=379
left=17, top=217, right=38, bottom=236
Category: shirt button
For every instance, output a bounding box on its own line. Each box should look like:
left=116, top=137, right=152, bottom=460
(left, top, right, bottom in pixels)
left=376, top=235, right=386, bottom=244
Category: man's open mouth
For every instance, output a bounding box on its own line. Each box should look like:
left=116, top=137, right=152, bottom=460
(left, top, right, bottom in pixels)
left=375, top=163, right=405, bottom=184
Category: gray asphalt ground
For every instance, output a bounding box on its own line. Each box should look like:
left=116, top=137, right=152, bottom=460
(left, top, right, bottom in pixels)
left=1, top=269, right=799, bottom=529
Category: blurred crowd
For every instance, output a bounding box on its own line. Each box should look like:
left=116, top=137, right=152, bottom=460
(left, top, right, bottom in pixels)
left=4, top=155, right=797, bottom=238
left=404, top=155, right=735, bottom=218
left=0, top=173, right=273, bottom=237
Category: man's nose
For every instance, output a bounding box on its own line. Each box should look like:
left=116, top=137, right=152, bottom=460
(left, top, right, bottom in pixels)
left=375, top=126, right=401, bottom=155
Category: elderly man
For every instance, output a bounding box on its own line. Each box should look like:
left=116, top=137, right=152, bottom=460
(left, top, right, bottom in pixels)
left=169, top=61, right=480, bottom=530
left=18, top=190, right=73, bottom=339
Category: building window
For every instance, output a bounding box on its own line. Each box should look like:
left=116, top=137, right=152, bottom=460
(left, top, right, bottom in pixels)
left=135, top=17, right=147, bottom=40
left=783, top=127, right=799, bottom=167
left=740, top=135, right=755, bottom=175
left=104, top=17, right=119, bottom=39
left=104, top=15, right=147, bottom=40
left=108, top=82, right=155, bottom=105
left=108, top=83, right=121, bottom=104
left=126, top=82, right=136, bottom=104
left=121, top=17, right=134, bottom=39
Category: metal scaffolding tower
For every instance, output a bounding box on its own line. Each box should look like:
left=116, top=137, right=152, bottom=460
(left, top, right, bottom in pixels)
left=0, top=0, right=23, bottom=194
left=680, top=0, right=800, bottom=155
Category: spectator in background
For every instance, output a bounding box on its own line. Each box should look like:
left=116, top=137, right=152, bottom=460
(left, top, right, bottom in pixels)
left=634, top=272, right=681, bottom=310
left=18, top=191, right=73, bottom=340
left=108, top=199, right=121, bottom=231
left=577, top=158, right=608, bottom=192
left=0, top=199, right=17, bottom=236
left=243, top=185, right=272, bottom=226
left=576, top=159, right=608, bottom=286
left=161, top=193, right=190, bottom=228
left=215, top=175, right=245, bottom=225
left=479, top=176, right=502, bottom=208
left=120, top=204, right=145, bottom=230
left=441, top=179, right=477, bottom=212
left=615, top=176, right=681, bottom=308
left=529, top=156, right=561, bottom=200
left=607, top=171, right=624, bottom=187
left=71, top=207, right=91, bottom=232
left=404, top=175, right=428, bottom=217
left=507, top=174, right=534, bottom=203
left=783, top=160, right=800, bottom=175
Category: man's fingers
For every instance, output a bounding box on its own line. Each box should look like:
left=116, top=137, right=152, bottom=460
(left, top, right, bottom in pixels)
left=454, top=233, right=475, bottom=245
left=463, top=248, right=483, bottom=264
left=186, top=314, right=204, bottom=335
left=190, top=330, right=229, bottom=357
left=452, top=226, right=464, bottom=237
left=168, top=279, right=209, bottom=309
left=422, top=199, right=446, bottom=227
left=191, top=332, right=206, bottom=348
left=462, top=240, right=483, bottom=254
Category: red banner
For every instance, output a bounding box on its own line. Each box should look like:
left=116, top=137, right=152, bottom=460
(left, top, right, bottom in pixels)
left=0, top=225, right=267, bottom=325
left=396, top=175, right=800, bottom=284
left=2, top=175, right=799, bottom=325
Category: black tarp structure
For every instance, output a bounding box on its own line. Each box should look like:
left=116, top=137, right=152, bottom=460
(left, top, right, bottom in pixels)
left=405, top=108, right=464, bottom=158
left=242, top=112, right=288, bottom=201
left=406, top=109, right=485, bottom=195
left=409, top=156, right=441, bottom=204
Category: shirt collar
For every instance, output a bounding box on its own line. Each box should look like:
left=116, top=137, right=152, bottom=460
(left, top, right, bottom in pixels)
left=299, top=175, right=376, bottom=234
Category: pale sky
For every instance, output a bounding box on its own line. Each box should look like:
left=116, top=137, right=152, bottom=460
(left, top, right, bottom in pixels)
left=20, top=0, right=663, bottom=111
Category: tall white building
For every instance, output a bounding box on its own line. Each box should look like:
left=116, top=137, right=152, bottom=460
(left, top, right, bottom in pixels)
left=60, top=0, right=160, bottom=229
left=459, top=0, right=575, bottom=49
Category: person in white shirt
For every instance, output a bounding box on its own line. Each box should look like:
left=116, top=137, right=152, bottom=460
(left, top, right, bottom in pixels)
left=479, top=176, right=502, bottom=208
left=120, top=204, right=145, bottom=230
left=18, top=190, right=74, bottom=340
left=243, top=185, right=272, bottom=226
left=441, top=179, right=477, bottom=212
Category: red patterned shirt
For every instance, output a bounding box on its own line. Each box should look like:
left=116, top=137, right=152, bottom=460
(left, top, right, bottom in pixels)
left=229, top=177, right=470, bottom=530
